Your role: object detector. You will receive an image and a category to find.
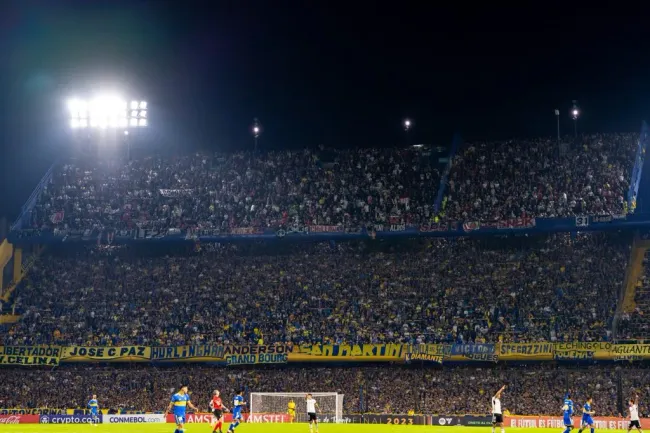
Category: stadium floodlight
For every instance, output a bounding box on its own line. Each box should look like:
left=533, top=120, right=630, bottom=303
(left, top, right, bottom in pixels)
left=403, top=118, right=413, bottom=146
left=571, top=100, right=579, bottom=137
left=252, top=118, right=262, bottom=151
left=68, top=96, right=148, bottom=128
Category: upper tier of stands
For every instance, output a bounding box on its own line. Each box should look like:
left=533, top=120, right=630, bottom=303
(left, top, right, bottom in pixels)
left=28, top=148, right=441, bottom=231
left=21, top=133, right=638, bottom=232
left=445, top=133, right=638, bottom=220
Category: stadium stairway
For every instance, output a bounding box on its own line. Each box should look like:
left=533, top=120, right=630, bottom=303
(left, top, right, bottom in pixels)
left=0, top=244, right=45, bottom=321
left=613, top=236, right=650, bottom=337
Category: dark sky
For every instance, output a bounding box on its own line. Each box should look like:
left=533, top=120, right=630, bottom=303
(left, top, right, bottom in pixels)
left=0, top=0, right=649, bottom=220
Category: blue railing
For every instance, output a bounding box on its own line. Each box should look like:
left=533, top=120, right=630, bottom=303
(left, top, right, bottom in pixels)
left=11, top=160, right=59, bottom=231
left=8, top=212, right=647, bottom=245
left=434, top=133, right=462, bottom=213
left=627, top=122, right=648, bottom=211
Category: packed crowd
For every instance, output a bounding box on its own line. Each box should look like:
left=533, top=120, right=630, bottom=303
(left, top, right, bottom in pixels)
left=27, top=149, right=441, bottom=231
left=0, top=364, right=642, bottom=416
left=2, top=232, right=628, bottom=346
left=444, top=133, right=638, bottom=221
left=20, top=133, right=639, bottom=234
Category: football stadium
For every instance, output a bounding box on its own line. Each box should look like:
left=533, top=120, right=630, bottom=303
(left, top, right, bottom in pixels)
left=3, top=3, right=650, bottom=433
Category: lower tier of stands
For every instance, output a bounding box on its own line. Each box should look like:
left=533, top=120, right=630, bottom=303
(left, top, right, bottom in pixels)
left=0, top=364, right=646, bottom=416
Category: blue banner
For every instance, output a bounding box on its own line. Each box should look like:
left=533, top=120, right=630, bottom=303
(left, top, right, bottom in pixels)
left=40, top=414, right=102, bottom=424
left=451, top=344, right=495, bottom=355
left=9, top=212, right=640, bottom=245
left=451, top=344, right=497, bottom=361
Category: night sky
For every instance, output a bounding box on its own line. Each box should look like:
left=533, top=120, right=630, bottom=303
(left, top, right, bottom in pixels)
left=0, top=0, right=649, bottom=220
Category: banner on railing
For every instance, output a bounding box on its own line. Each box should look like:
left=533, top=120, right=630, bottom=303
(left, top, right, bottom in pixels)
left=450, top=344, right=497, bottom=361
left=0, top=346, right=60, bottom=366
left=61, top=346, right=150, bottom=362
left=9, top=212, right=641, bottom=245
left=405, top=353, right=444, bottom=364
left=150, top=344, right=293, bottom=363
left=611, top=344, right=650, bottom=361
left=553, top=342, right=612, bottom=361
left=498, top=343, right=554, bottom=361
left=292, top=344, right=406, bottom=361
left=3, top=342, right=650, bottom=364
left=0, top=409, right=65, bottom=415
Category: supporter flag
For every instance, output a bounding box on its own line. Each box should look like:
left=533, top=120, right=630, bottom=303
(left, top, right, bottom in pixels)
left=50, top=211, right=65, bottom=224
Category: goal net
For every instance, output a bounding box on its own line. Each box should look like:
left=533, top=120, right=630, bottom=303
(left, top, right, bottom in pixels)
left=249, top=392, right=343, bottom=423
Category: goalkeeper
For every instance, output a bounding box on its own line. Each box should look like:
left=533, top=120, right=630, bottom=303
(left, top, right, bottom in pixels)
left=288, top=399, right=296, bottom=423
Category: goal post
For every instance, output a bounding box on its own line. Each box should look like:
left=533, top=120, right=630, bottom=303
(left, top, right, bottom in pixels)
left=249, top=392, right=343, bottom=423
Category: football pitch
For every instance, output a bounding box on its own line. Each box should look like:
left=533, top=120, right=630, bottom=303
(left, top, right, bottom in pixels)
left=0, top=426, right=632, bottom=433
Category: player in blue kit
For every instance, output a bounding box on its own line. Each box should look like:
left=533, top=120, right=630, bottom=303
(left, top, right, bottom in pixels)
left=167, top=385, right=199, bottom=433
left=578, top=397, right=595, bottom=433
left=228, top=390, right=246, bottom=433
left=562, top=393, right=575, bottom=433
left=88, top=394, right=100, bottom=427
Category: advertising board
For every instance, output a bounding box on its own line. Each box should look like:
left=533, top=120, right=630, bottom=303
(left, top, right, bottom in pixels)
left=104, top=414, right=166, bottom=424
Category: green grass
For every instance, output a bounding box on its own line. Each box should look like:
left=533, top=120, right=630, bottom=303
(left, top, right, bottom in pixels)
left=0, top=426, right=633, bottom=433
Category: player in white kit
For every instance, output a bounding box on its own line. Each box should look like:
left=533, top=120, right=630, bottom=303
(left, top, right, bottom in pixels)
left=492, top=385, right=506, bottom=433
left=306, top=394, right=319, bottom=433
left=628, top=397, right=643, bottom=433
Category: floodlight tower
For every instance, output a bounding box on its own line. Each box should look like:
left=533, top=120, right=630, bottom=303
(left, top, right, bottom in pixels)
left=571, top=100, right=579, bottom=138
left=403, top=118, right=412, bottom=146
left=252, top=118, right=262, bottom=152
left=67, top=96, right=147, bottom=158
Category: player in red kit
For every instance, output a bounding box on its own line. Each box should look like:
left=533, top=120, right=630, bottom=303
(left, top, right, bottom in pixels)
left=210, top=390, right=229, bottom=433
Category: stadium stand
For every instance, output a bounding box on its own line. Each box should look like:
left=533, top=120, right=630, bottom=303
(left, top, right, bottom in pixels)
left=18, top=133, right=639, bottom=234
left=1, top=131, right=648, bottom=421
left=444, top=134, right=637, bottom=220
left=0, top=364, right=639, bottom=416
left=26, top=149, right=441, bottom=231
left=2, top=233, right=629, bottom=346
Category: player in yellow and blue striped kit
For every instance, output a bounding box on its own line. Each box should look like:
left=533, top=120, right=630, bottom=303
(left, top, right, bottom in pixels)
left=578, top=397, right=595, bottom=433
left=167, top=385, right=199, bottom=433
left=563, top=393, right=575, bottom=433
left=228, top=390, right=246, bottom=433
left=88, top=395, right=100, bottom=426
